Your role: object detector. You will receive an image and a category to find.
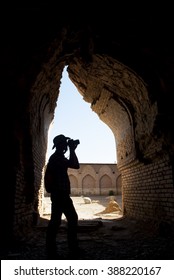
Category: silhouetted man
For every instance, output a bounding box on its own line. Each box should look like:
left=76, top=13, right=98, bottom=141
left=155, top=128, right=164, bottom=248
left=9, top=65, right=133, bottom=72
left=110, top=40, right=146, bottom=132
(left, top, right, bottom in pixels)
left=45, top=134, right=80, bottom=259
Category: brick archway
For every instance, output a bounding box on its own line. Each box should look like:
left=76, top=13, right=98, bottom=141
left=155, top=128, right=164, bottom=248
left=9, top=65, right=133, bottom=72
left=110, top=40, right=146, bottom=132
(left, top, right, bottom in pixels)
left=3, top=6, right=174, bottom=245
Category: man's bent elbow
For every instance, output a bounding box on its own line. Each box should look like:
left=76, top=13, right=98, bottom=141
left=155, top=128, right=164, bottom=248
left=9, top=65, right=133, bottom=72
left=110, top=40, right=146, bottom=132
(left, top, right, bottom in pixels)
left=74, top=163, right=80, bottom=169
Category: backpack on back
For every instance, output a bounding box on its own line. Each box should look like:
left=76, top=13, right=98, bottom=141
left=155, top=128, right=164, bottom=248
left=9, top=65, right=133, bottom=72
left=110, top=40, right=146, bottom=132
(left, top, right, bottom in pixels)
left=44, top=164, right=54, bottom=193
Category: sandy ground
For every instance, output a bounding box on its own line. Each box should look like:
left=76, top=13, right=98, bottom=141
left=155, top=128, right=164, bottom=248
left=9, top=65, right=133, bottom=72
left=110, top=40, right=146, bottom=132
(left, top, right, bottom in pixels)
left=42, top=195, right=123, bottom=220
left=2, top=195, right=174, bottom=260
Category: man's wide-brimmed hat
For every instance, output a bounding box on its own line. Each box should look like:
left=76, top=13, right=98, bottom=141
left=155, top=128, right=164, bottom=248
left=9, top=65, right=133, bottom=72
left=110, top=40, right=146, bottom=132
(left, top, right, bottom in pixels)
left=52, top=134, right=70, bottom=149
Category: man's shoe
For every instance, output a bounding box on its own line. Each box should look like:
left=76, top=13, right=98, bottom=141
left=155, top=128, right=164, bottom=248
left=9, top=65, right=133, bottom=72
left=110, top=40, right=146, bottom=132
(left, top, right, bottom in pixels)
left=68, top=247, right=85, bottom=259
left=46, top=248, right=58, bottom=260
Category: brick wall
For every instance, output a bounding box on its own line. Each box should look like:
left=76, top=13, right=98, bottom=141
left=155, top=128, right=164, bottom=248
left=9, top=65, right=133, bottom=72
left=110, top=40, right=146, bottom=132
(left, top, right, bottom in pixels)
left=121, top=155, right=174, bottom=223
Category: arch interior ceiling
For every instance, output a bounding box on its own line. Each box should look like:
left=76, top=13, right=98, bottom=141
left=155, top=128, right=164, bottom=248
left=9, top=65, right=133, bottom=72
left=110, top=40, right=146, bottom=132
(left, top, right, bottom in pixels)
left=3, top=4, right=174, bottom=165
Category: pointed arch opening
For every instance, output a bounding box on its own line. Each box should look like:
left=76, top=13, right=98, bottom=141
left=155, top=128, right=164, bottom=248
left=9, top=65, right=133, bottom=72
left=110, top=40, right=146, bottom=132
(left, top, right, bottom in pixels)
left=41, top=66, right=120, bottom=221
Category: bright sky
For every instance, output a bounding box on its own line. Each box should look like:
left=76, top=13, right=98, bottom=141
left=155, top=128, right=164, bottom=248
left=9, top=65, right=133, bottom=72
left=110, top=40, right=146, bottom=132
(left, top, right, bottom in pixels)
left=46, top=67, right=117, bottom=163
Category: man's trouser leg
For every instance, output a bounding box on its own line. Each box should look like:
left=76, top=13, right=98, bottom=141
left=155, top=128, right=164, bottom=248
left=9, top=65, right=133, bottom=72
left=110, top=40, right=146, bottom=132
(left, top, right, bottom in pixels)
left=46, top=199, right=62, bottom=258
left=64, top=196, right=78, bottom=252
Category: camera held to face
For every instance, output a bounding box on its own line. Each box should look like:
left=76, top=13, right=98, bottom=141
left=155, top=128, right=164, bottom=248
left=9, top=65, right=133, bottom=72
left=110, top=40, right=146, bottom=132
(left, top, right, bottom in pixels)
left=67, top=139, right=80, bottom=147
